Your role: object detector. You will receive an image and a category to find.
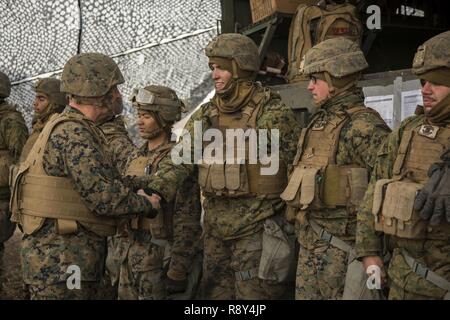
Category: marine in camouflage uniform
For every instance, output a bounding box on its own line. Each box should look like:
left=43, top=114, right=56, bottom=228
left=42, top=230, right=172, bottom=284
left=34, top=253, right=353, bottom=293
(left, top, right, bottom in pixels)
left=9, top=53, right=157, bottom=300
left=96, top=90, right=137, bottom=290
left=116, top=85, right=202, bottom=300
left=280, top=38, right=390, bottom=300
left=0, top=71, right=28, bottom=293
left=356, top=31, right=450, bottom=300
left=142, top=34, right=300, bottom=300
left=19, top=77, right=66, bottom=162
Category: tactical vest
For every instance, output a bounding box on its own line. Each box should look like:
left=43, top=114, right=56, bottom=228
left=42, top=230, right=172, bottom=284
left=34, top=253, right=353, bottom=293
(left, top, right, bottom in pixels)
left=19, top=130, right=40, bottom=163
left=281, top=106, right=376, bottom=211
left=198, top=89, right=288, bottom=198
left=125, top=143, right=174, bottom=240
left=10, top=112, right=117, bottom=237
left=372, top=121, right=450, bottom=240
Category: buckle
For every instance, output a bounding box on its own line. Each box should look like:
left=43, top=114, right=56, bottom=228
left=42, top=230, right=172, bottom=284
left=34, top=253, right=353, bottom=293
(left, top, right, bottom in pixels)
left=412, top=261, right=429, bottom=279
left=319, top=229, right=333, bottom=243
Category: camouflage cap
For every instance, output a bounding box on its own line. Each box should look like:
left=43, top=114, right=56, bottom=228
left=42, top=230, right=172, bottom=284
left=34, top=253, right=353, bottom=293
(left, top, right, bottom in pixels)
left=60, top=52, right=124, bottom=97
left=205, top=33, right=260, bottom=72
left=412, top=31, right=450, bottom=75
left=34, top=78, right=67, bottom=107
left=0, top=71, right=11, bottom=98
left=301, top=37, right=368, bottom=77
left=130, top=85, right=183, bottom=124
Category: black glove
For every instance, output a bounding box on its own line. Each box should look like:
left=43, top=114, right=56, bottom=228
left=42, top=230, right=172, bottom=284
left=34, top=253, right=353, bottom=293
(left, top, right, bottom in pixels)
left=431, top=165, right=450, bottom=224
left=414, top=162, right=450, bottom=225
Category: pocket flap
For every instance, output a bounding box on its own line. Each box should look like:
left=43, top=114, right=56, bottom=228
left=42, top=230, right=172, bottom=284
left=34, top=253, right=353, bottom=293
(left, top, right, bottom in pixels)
left=372, top=179, right=393, bottom=217
left=210, top=164, right=225, bottom=190
left=280, top=166, right=305, bottom=201
left=300, top=168, right=319, bottom=206
left=225, top=164, right=240, bottom=190
left=385, top=181, right=422, bottom=221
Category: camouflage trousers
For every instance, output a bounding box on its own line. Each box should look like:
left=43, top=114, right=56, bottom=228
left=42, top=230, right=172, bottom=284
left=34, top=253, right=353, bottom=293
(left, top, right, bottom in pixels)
left=20, top=221, right=106, bottom=300
left=296, top=242, right=350, bottom=300
left=28, top=281, right=100, bottom=300
left=387, top=248, right=450, bottom=300
left=199, top=230, right=286, bottom=300
left=117, top=231, right=166, bottom=300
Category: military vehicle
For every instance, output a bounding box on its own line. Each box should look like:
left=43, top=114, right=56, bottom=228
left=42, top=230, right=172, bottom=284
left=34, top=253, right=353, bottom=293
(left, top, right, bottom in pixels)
left=219, top=0, right=450, bottom=126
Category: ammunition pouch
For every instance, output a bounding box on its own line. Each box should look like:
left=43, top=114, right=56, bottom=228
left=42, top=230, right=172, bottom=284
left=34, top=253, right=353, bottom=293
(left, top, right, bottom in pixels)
left=342, top=249, right=386, bottom=300
left=198, top=162, right=287, bottom=198
left=281, top=164, right=368, bottom=210
left=373, top=179, right=450, bottom=240
left=258, top=217, right=296, bottom=283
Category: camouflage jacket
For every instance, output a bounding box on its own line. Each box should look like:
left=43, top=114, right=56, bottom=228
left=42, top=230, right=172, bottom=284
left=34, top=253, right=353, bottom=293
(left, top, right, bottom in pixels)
left=356, top=112, right=450, bottom=258
left=355, top=111, right=450, bottom=299
left=0, top=101, right=28, bottom=199
left=0, top=101, right=28, bottom=161
left=42, top=107, right=153, bottom=217
left=297, top=89, right=391, bottom=248
left=125, top=142, right=202, bottom=279
left=144, top=85, right=300, bottom=240
left=22, top=107, right=153, bottom=286
left=98, top=115, right=136, bottom=174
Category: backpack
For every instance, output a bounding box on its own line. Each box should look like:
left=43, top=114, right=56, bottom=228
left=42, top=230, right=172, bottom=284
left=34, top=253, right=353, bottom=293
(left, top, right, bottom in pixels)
left=287, top=2, right=363, bottom=83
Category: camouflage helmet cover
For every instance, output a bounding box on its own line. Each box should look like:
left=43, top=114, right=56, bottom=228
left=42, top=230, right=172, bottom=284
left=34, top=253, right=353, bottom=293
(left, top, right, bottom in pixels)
left=412, top=30, right=450, bottom=75
left=60, top=52, right=124, bottom=97
left=301, top=37, right=368, bottom=77
left=34, top=78, right=67, bottom=107
left=205, top=33, right=260, bottom=72
left=131, top=85, right=182, bottom=124
left=0, top=71, right=11, bottom=98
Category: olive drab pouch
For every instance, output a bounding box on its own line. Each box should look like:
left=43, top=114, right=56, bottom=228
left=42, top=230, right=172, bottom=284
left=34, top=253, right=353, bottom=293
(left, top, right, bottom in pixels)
left=210, top=164, right=226, bottom=192
left=348, top=168, right=369, bottom=206
left=258, top=217, right=296, bottom=283
left=197, top=163, right=211, bottom=192
left=280, top=166, right=319, bottom=209
left=377, top=181, right=426, bottom=239
left=387, top=181, right=425, bottom=239
left=343, top=249, right=385, bottom=300
left=372, top=179, right=393, bottom=232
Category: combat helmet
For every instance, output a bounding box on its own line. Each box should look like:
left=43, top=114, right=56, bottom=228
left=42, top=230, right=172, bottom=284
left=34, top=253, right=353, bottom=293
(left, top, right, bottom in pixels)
left=34, top=78, right=67, bottom=107
left=412, top=31, right=450, bottom=87
left=130, top=85, right=183, bottom=128
left=0, top=71, right=11, bottom=98
left=301, top=37, right=368, bottom=78
left=60, top=52, right=124, bottom=98
left=205, top=33, right=260, bottom=76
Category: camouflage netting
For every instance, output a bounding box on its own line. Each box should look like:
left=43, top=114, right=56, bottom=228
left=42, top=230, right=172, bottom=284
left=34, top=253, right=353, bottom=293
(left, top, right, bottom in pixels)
left=0, top=0, right=220, bottom=140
